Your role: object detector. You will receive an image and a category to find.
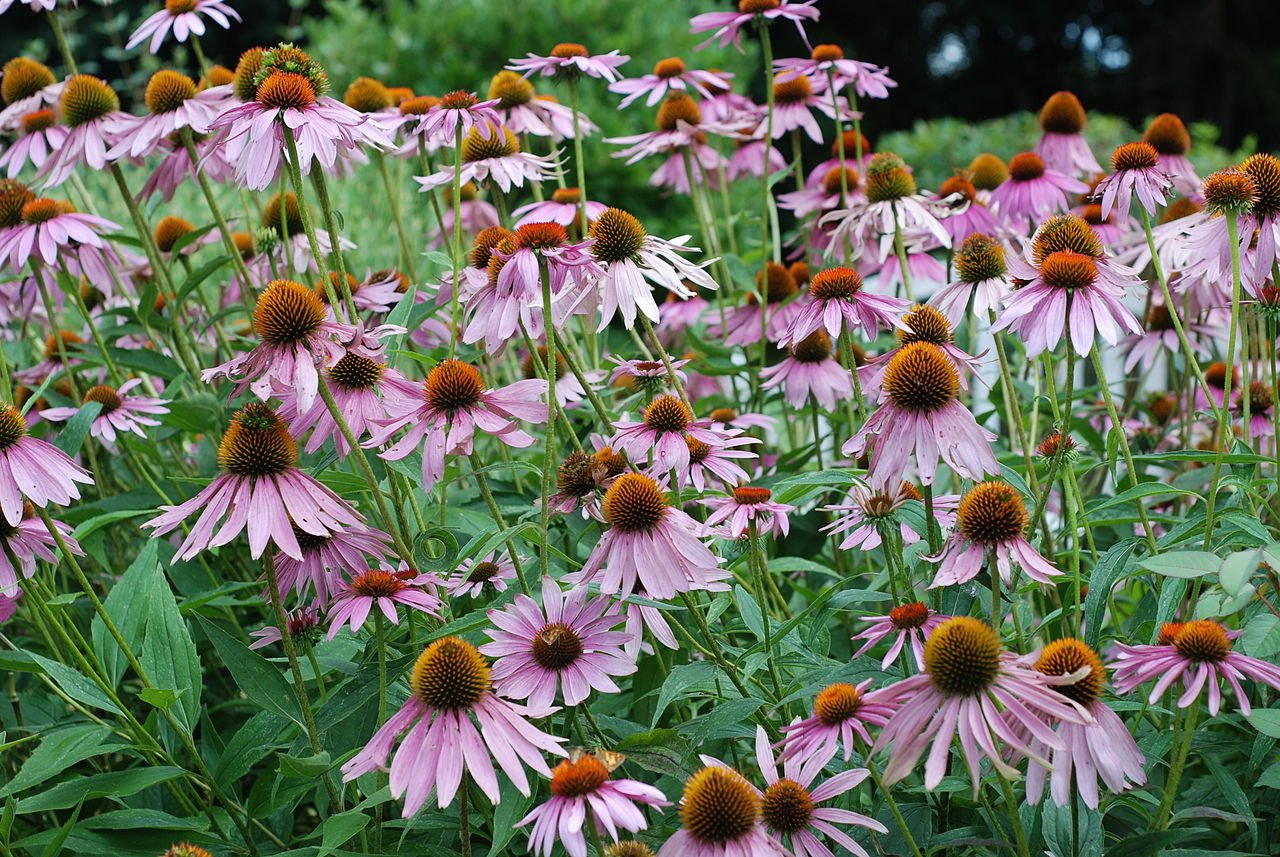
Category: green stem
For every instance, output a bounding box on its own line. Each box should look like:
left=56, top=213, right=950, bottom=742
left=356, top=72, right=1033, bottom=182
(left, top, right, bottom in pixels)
left=179, top=128, right=256, bottom=292
left=539, top=259, right=557, bottom=583
left=1090, top=350, right=1160, bottom=552
left=1203, top=209, right=1244, bottom=548
left=1152, top=702, right=1199, bottom=830
left=468, top=453, right=532, bottom=594
left=316, top=376, right=415, bottom=563
left=46, top=11, right=78, bottom=74
left=375, top=151, right=418, bottom=282
left=996, top=771, right=1032, bottom=857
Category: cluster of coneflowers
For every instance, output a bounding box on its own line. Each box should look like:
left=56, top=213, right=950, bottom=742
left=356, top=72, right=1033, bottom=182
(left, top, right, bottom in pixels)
left=2, top=0, right=1280, bottom=856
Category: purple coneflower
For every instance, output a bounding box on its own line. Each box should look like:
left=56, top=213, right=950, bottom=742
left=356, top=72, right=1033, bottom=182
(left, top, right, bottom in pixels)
left=0, top=502, right=82, bottom=595
left=1143, top=113, right=1201, bottom=195
left=368, top=358, right=546, bottom=492
left=766, top=73, right=849, bottom=143
left=872, top=616, right=1092, bottom=792
left=611, top=394, right=724, bottom=473
left=402, top=89, right=501, bottom=148
left=340, top=636, right=567, bottom=814
left=0, top=196, right=121, bottom=279
left=987, top=152, right=1089, bottom=232
left=780, top=680, right=895, bottom=765
left=933, top=175, right=999, bottom=243
left=1121, top=300, right=1211, bottom=373
left=853, top=602, right=947, bottom=670
left=993, top=239, right=1142, bottom=358
left=1095, top=141, right=1173, bottom=222
left=1019, top=639, right=1147, bottom=809
left=248, top=605, right=320, bottom=650
left=509, top=44, right=630, bottom=82
left=482, top=576, right=635, bottom=709
left=702, top=486, right=793, bottom=539
left=549, top=445, right=627, bottom=518
left=0, top=108, right=67, bottom=177
left=277, top=346, right=419, bottom=455
left=820, top=152, right=952, bottom=263
left=753, top=726, right=887, bottom=857
left=930, top=233, right=1010, bottom=322
left=929, top=480, right=1061, bottom=588
left=0, top=58, right=63, bottom=133
left=326, top=565, right=442, bottom=638
left=1034, top=91, right=1100, bottom=178
left=272, top=524, right=394, bottom=607
left=143, top=403, right=363, bottom=561
left=565, top=472, right=727, bottom=599
left=843, top=342, right=998, bottom=487
left=780, top=266, right=906, bottom=346
left=679, top=433, right=759, bottom=493
left=1110, top=620, right=1280, bottom=716
left=0, top=404, right=93, bottom=526
left=40, top=380, right=168, bottom=447
left=416, top=122, right=558, bottom=193
left=658, top=763, right=785, bottom=857
left=447, top=552, right=519, bottom=598
left=761, top=331, right=854, bottom=410
left=589, top=207, right=717, bottom=331
left=201, top=279, right=363, bottom=412
left=513, top=187, right=607, bottom=228
left=210, top=45, right=390, bottom=191
left=706, top=263, right=804, bottom=346
left=611, top=57, right=731, bottom=108
left=776, top=43, right=896, bottom=100
left=518, top=752, right=668, bottom=857
left=37, top=75, right=132, bottom=188
left=126, top=0, right=239, bottom=54
left=109, top=70, right=228, bottom=159
left=822, top=481, right=956, bottom=552
left=690, top=0, right=820, bottom=51
left=484, top=72, right=588, bottom=141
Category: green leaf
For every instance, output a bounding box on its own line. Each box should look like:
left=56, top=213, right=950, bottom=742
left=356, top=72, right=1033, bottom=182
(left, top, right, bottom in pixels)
left=15, top=767, right=186, bottom=814
left=1087, top=483, right=1200, bottom=516
left=653, top=661, right=719, bottom=726
left=1247, top=708, right=1280, bottom=739
left=93, top=540, right=160, bottom=687
left=25, top=651, right=121, bottom=716
left=39, top=798, right=82, bottom=857
left=1219, top=548, right=1265, bottom=596
left=1138, top=551, right=1221, bottom=579
left=214, top=710, right=291, bottom=789
left=51, top=401, right=103, bottom=456
left=1244, top=614, right=1280, bottom=659
left=318, top=810, right=370, bottom=855
left=734, top=585, right=765, bottom=641
left=140, top=562, right=202, bottom=734
left=1257, top=759, right=1280, bottom=789
left=0, top=726, right=125, bottom=797
left=1084, top=540, right=1139, bottom=648
left=138, top=687, right=179, bottom=709
left=195, top=616, right=303, bottom=726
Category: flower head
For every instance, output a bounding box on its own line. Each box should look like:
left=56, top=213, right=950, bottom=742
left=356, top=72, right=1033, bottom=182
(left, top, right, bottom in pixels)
left=930, top=480, right=1061, bottom=588
left=873, top=617, right=1092, bottom=792
left=1110, top=620, right=1280, bottom=716
left=508, top=44, right=630, bottom=82
left=341, top=636, right=567, bottom=814
left=518, top=751, right=669, bottom=857
left=483, top=576, right=636, bottom=708
left=126, top=0, right=240, bottom=55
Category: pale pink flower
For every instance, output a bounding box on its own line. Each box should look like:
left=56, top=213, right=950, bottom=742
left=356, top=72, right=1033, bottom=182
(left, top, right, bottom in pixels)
left=483, top=576, right=636, bottom=708
left=690, top=0, right=820, bottom=51
left=852, top=602, right=948, bottom=670
left=611, top=58, right=732, bottom=108
left=780, top=680, right=894, bottom=766
left=327, top=564, right=443, bottom=638
left=341, top=636, right=567, bottom=814
left=509, top=46, right=630, bottom=82
left=40, top=379, right=168, bottom=447
left=126, top=0, right=239, bottom=54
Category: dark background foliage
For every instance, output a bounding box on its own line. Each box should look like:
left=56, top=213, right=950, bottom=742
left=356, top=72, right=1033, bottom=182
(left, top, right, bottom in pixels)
left=2, top=0, right=1276, bottom=150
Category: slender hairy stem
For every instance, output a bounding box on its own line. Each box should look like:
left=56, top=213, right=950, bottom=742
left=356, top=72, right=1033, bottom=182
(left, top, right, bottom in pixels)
left=1203, top=209, right=1243, bottom=548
